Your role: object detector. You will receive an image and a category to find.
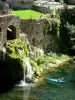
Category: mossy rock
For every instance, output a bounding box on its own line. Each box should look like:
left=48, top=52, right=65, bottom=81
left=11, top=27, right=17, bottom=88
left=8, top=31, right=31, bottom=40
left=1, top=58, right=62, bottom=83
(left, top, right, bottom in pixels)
left=30, top=59, right=41, bottom=76
left=0, top=39, right=28, bottom=86
left=5, top=39, right=28, bottom=80
left=5, top=39, right=28, bottom=57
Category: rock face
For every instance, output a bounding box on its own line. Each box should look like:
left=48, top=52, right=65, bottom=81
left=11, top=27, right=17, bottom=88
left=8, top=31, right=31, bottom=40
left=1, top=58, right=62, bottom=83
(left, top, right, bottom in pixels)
left=0, top=39, right=28, bottom=88
left=0, top=42, right=6, bottom=60
left=28, top=45, right=44, bottom=60
left=20, top=19, right=60, bottom=53
left=6, top=0, right=33, bottom=9
left=0, top=1, right=5, bottom=10
left=20, top=19, right=50, bottom=49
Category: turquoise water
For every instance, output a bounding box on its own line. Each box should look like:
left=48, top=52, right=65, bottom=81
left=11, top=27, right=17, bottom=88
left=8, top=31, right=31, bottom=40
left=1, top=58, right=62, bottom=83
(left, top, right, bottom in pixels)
left=0, top=68, right=75, bottom=100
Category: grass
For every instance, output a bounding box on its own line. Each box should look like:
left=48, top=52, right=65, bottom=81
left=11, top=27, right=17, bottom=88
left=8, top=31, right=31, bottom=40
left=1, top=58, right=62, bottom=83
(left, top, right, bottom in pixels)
left=68, top=5, right=75, bottom=9
left=12, top=9, right=44, bottom=19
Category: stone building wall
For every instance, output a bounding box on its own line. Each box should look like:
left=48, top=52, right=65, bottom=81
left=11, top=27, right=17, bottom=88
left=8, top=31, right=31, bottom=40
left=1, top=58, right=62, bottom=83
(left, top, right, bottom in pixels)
left=20, top=19, right=45, bottom=48
left=33, top=4, right=65, bottom=14
left=0, top=14, right=20, bottom=44
left=33, top=5, right=51, bottom=13
left=6, top=0, right=33, bottom=9
left=20, top=19, right=59, bottom=52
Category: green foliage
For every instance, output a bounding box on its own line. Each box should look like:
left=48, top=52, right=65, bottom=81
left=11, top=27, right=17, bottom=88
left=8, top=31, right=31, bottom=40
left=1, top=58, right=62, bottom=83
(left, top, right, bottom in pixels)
left=68, top=5, right=75, bottom=9
left=44, top=14, right=60, bottom=37
left=30, top=59, right=41, bottom=76
left=43, top=14, right=60, bottom=52
left=60, top=9, right=75, bottom=54
left=58, top=58, right=75, bottom=73
left=37, top=52, right=70, bottom=68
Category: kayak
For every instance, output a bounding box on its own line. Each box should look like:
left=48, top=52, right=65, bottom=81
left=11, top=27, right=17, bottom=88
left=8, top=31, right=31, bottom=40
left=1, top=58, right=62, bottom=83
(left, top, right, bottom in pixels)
left=46, top=78, right=66, bottom=83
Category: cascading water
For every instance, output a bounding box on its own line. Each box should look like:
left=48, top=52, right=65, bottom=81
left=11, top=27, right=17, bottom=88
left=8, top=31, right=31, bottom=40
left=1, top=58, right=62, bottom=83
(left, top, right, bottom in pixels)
left=25, top=58, right=34, bottom=83
left=15, top=48, right=34, bottom=87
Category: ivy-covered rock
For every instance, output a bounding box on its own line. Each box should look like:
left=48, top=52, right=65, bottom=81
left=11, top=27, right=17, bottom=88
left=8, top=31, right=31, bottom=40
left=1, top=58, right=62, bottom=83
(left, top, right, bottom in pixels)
left=43, top=14, right=60, bottom=53
left=5, top=39, right=28, bottom=80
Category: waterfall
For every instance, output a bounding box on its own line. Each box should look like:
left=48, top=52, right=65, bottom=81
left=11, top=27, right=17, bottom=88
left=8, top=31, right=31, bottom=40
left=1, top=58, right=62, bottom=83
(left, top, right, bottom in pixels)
left=25, top=58, right=34, bottom=83
left=15, top=48, right=34, bottom=87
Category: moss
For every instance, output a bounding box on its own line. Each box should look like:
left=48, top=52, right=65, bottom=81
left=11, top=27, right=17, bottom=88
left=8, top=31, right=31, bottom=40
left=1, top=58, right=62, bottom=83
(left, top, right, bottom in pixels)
left=4, top=39, right=28, bottom=82
left=5, top=39, right=28, bottom=58
left=44, top=15, right=60, bottom=36
left=30, top=59, right=41, bottom=76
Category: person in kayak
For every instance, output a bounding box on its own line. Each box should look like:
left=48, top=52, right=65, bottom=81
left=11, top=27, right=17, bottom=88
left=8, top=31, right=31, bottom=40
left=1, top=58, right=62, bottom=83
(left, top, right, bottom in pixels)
left=58, top=77, right=64, bottom=81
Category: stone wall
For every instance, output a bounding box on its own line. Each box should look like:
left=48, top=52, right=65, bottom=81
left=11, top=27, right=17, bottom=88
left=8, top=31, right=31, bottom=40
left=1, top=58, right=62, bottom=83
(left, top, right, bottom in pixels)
left=33, top=5, right=51, bottom=13
left=6, top=0, right=33, bottom=9
left=0, top=14, right=20, bottom=44
left=32, top=3, right=65, bottom=14
left=9, top=2, right=33, bottom=9
left=20, top=19, right=59, bottom=52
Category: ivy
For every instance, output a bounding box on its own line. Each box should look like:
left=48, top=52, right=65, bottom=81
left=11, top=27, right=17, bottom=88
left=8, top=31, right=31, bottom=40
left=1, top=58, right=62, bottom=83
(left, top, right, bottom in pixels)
left=43, top=14, right=60, bottom=38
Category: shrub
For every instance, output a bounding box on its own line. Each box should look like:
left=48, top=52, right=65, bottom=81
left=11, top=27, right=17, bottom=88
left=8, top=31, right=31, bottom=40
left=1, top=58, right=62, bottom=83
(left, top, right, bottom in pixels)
left=59, top=9, right=75, bottom=54
left=44, top=14, right=60, bottom=36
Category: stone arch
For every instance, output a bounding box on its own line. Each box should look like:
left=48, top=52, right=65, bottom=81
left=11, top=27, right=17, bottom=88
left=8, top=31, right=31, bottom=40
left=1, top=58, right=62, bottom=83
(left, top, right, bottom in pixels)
left=7, top=25, right=16, bottom=40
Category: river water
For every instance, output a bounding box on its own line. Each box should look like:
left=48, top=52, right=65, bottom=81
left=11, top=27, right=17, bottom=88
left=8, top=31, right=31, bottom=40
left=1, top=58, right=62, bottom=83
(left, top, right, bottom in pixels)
left=0, top=66, right=75, bottom=100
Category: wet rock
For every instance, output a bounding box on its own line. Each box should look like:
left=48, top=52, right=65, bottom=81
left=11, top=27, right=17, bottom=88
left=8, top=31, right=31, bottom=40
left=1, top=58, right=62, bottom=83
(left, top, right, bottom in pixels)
left=0, top=42, right=6, bottom=60
left=25, top=77, right=34, bottom=83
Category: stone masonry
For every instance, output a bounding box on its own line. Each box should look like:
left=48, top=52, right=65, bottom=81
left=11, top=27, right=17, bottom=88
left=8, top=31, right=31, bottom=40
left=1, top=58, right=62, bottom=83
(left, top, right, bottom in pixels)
left=20, top=19, right=59, bottom=52
left=0, top=14, right=20, bottom=44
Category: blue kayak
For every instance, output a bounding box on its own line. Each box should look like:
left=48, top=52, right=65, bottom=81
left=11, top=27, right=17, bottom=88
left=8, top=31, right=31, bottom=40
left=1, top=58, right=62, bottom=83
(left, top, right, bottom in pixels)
left=46, top=78, right=66, bottom=83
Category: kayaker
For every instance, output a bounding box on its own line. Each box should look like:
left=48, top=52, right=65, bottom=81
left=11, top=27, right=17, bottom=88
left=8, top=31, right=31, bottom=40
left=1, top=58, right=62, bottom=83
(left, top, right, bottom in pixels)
left=40, top=77, right=43, bottom=81
left=58, top=77, right=64, bottom=81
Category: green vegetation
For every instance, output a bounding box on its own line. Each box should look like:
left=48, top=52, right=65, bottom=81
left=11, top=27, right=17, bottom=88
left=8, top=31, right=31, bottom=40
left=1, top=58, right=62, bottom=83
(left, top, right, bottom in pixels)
left=43, top=14, right=60, bottom=52
left=0, top=39, right=28, bottom=85
left=6, top=39, right=28, bottom=57
left=30, top=59, right=41, bottom=76
left=37, top=52, right=70, bottom=68
left=5, top=39, right=28, bottom=79
left=68, top=5, right=75, bottom=9
left=12, top=10, right=44, bottom=19
left=60, top=9, right=75, bottom=54
left=44, top=14, right=60, bottom=36
left=6, top=39, right=28, bottom=58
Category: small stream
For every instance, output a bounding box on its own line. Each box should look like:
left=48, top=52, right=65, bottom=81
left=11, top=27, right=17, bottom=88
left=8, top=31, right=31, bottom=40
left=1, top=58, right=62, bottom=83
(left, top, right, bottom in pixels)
left=0, top=65, right=75, bottom=100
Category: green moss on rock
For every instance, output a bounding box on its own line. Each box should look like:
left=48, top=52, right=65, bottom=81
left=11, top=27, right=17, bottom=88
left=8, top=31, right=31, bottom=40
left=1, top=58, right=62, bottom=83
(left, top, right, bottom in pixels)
left=5, top=39, right=28, bottom=58
left=4, top=39, right=28, bottom=82
left=30, top=59, right=41, bottom=76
